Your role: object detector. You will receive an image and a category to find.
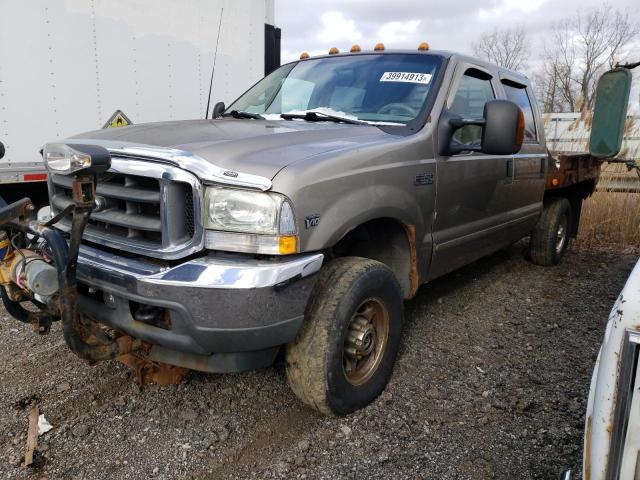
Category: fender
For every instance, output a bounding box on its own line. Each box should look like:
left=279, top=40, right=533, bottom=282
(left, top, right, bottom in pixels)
left=304, top=184, right=425, bottom=251
left=298, top=183, right=430, bottom=295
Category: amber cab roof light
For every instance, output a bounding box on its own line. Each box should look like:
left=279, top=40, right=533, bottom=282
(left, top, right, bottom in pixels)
left=350, top=44, right=361, bottom=53
left=328, top=47, right=339, bottom=55
left=299, top=52, right=310, bottom=60
left=374, top=43, right=385, bottom=51
left=418, top=42, right=430, bottom=51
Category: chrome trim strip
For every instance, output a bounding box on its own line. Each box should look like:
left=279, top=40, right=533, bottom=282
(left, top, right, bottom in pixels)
left=110, top=146, right=272, bottom=191
left=63, top=140, right=272, bottom=191
left=513, top=153, right=547, bottom=159
left=77, top=244, right=324, bottom=290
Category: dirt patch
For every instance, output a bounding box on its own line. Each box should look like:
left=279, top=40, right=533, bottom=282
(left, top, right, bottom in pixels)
left=0, top=243, right=635, bottom=479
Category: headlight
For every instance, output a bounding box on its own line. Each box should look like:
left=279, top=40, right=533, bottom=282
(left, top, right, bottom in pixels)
left=43, top=143, right=111, bottom=175
left=203, top=186, right=297, bottom=255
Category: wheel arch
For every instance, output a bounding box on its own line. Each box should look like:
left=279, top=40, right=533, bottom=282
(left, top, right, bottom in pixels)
left=329, top=217, right=419, bottom=300
left=543, top=179, right=596, bottom=238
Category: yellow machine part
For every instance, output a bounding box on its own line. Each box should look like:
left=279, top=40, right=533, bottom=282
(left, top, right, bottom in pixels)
left=0, top=237, right=13, bottom=285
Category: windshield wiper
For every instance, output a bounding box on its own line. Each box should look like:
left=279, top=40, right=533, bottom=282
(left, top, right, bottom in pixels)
left=222, top=110, right=264, bottom=120
left=280, top=111, right=367, bottom=125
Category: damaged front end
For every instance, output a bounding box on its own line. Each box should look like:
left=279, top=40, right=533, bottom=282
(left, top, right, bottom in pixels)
left=2, top=141, right=323, bottom=386
left=0, top=143, right=125, bottom=364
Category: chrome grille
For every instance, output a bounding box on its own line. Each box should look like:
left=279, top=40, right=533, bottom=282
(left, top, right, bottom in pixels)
left=48, top=158, right=203, bottom=260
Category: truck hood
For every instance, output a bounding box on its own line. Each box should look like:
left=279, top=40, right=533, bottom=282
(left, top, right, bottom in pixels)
left=69, top=118, right=392, bottom=181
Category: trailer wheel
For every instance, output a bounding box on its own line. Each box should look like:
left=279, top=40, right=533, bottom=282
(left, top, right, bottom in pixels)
left=286, top=257, right=403, bottom=416
left=529, top=197, right=572, bottom=266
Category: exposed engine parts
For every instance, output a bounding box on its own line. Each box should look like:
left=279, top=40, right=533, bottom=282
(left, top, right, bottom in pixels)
left=4, top=249, right=60, bottom=298
left=0, top=153, right=128, bottom=364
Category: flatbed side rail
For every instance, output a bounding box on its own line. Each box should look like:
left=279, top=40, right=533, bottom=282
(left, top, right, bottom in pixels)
left=545, top=152, right=603, bottom=191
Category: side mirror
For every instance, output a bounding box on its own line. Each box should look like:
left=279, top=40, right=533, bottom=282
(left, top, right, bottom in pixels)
left=212, top=102, right=226, bottom=118
left=590, top=68, right=632, bottom=158
left=438, top=100, right=524, bottom=156
left=0, top=142, right=4, bottom=160
left=481, top=100, right=525, bottom=155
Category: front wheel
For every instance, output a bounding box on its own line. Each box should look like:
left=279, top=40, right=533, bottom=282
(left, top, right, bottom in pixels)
left=529, top=197, right=572, bottom=266
left=286, top=257, right=404, bottom=416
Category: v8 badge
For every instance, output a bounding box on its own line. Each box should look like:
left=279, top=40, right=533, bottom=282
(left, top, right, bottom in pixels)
left=305, top=214, right=320, bottom=229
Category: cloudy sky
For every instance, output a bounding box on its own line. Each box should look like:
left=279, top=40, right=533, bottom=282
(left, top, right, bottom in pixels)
left=274, top=0, right=640, bottom=111
left=275, top=0, right=638, bottom=68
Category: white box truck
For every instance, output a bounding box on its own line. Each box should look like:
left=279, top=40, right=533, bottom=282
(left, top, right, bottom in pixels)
left=0, top=0, right=280, bottom=205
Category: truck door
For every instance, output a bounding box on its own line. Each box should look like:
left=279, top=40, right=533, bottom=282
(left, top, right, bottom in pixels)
left=428, top=64, right=514, bottom=280
left=498, top=77, right=546, bottom=231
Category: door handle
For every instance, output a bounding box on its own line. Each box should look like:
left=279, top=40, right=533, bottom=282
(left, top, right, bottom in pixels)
left=505, top=158, right=514, bottom=184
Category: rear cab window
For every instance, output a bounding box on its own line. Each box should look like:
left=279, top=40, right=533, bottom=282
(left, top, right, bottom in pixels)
left=501, top=79, right=538, bottom=142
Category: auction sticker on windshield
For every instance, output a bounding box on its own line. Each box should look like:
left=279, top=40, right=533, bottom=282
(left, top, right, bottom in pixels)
left=380, top=72, right=432, bottom=84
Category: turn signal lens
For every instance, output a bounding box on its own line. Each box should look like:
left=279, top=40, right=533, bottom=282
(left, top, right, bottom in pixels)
left=278, top=235, right=298, bottom=255
left=205, top=231, right=299, bottom=255
left=279, top=200, right=296, bottom=235
left=515, top=110, right=525, bottom=148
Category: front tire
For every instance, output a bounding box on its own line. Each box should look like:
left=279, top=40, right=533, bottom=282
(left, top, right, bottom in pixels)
left=286, top=257, right=404, bottom=416
left=529, top=197, right=572, bottom=266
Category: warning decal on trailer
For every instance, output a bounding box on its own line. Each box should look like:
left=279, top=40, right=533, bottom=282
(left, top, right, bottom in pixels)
left=103, top=110, right=133, bottom=129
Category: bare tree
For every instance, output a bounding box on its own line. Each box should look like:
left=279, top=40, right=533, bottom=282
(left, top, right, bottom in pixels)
left=535, top=5, right=638, bottom=112
left=472, top=26, right=528, bottom=71
left=538, top=20, right=579, bottom=112
left=606, top=10, right=640, bottom=68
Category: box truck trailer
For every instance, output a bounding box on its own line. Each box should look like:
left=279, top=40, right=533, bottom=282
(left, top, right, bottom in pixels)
left=0, top=0, right=280, bottom=205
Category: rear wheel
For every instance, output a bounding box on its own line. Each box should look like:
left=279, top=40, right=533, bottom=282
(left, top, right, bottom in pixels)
left=286, top=257, right=403, bottom=416
left=529, top=197, right=572, bottom=266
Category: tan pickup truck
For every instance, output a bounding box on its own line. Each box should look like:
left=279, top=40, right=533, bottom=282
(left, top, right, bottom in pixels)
left=0, top=46, right=631, bottom=415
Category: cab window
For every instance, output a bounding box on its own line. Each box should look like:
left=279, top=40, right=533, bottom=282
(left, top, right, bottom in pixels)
left=449, top=69, right=495, bottom=147
left=502, top=80, right=537, bottom=142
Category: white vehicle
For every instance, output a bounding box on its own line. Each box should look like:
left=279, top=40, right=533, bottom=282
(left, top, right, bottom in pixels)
left=567, top=258, right=640, bottom=479
left=0, top=0, right=280, bottom=205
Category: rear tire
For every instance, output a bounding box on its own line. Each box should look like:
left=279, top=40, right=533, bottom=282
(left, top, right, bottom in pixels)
left=286, top=257, right=403, bottom=416
left=529, top=197, right=572, bottom=266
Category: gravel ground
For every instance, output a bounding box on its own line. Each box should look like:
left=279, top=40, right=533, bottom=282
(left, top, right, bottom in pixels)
left=0, top=243, right=636, bottom=480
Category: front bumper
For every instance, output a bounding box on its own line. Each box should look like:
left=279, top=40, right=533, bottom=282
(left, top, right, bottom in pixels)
left=75, top=245, right=323, bottom=370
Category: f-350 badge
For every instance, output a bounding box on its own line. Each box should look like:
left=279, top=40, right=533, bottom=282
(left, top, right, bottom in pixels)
left=414, top=172, right=434, bottom=186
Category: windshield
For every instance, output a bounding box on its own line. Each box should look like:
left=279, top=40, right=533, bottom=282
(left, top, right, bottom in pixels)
left=226, top=54, right=443, bottom=125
